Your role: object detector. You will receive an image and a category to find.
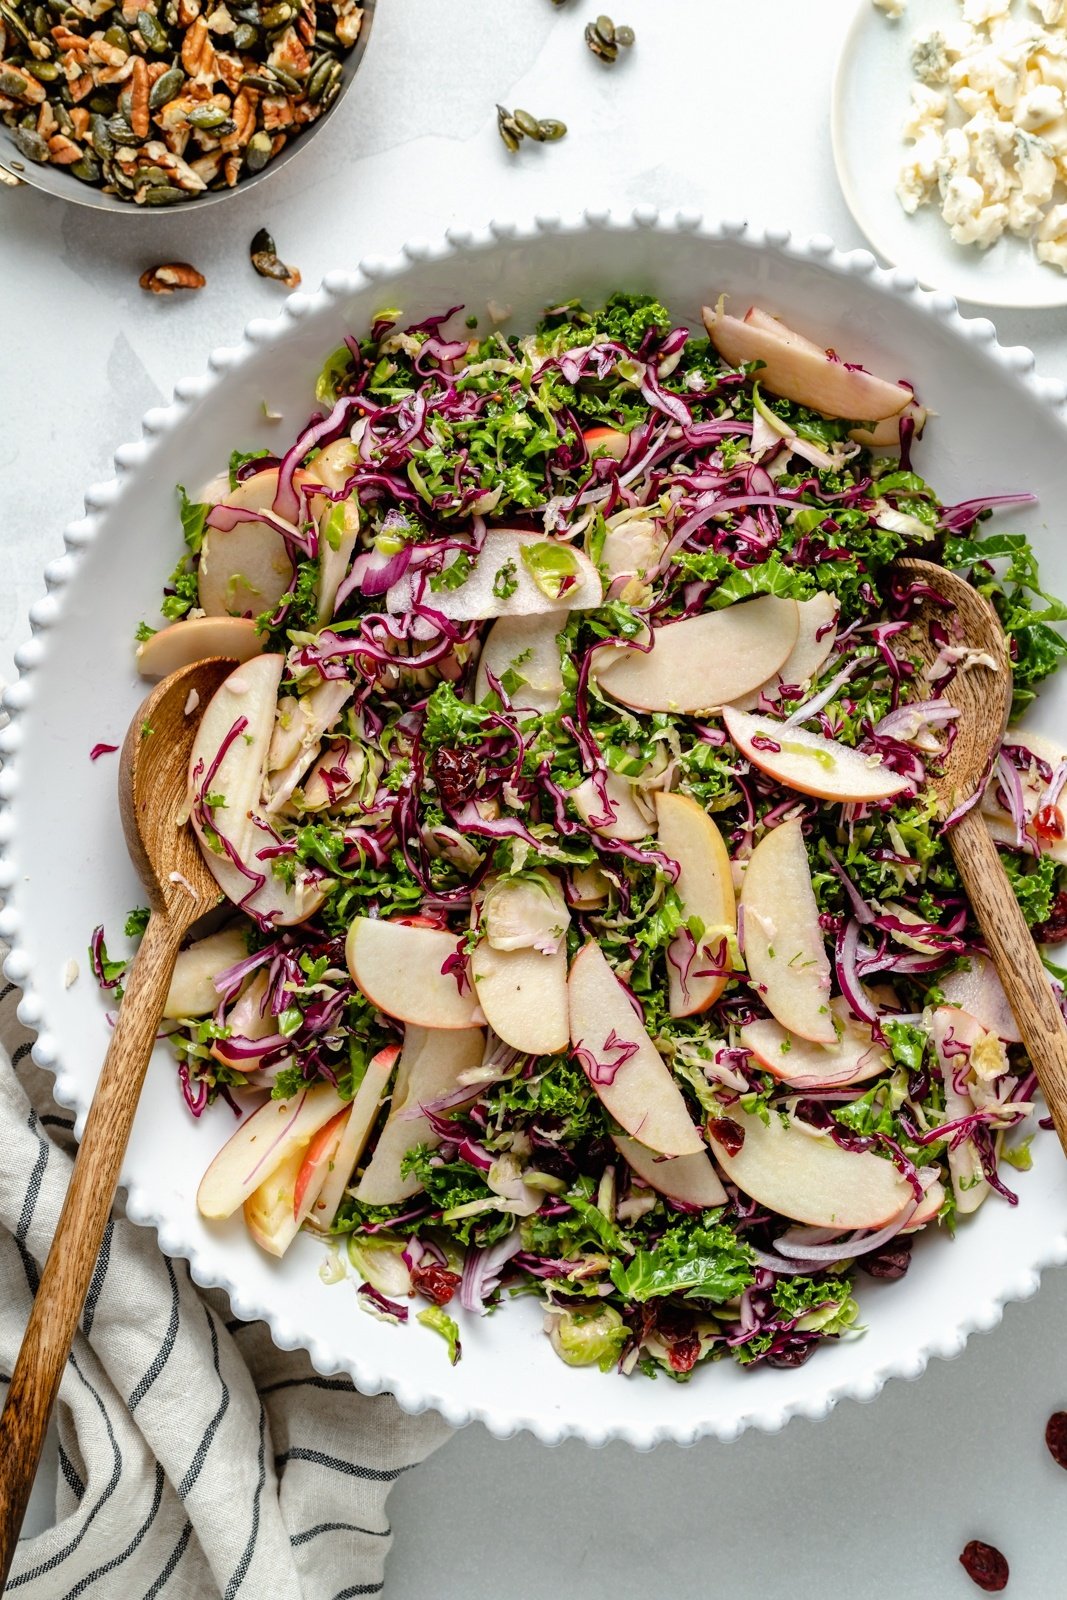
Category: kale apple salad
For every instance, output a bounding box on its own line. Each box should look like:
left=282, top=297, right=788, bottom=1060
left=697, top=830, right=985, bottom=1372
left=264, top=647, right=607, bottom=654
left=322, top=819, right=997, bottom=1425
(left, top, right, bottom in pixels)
left=98, top=293, right=1067, bottom=1381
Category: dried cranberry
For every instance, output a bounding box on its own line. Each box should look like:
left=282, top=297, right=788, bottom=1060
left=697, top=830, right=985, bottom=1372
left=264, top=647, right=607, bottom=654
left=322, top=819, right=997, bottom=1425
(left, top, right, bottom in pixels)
left=959, top=1540, right=1009, bottom=1592
left=666, top=1332, right=701, bottom=1374
left=1035, top=891, right=1067, bottom=945
left=432, top=745, right=480, bottom=808
left=859, top=1239, right=912, bottom=1281
left=1034, top=804, right=1066, bottom=842
left=411, top=1263, right=462, bottom=1307
left=1045, top=1410, right=1067, bottom=1470
left=707, top=1117, right=745, bottom=1156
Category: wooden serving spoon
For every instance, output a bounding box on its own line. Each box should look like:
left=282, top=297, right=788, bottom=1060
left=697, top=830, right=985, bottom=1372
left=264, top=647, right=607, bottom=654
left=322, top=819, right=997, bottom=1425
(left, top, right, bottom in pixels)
left=0, top=656, right=233, bottom=1585
left=897, top=556, right=1067, bottom=1156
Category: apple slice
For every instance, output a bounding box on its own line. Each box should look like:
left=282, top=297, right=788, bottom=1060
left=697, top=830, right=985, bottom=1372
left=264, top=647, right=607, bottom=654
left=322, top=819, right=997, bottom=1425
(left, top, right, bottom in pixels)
left=293, top=1107, right=350, bottom=1220
left=703, top=303, right=912, bottom=422
left=902, top=1177, right=945, bottom=1233
left=568, top=943, right=704, bottom=1157
left=571, top=769, right=655, bottom=841
left=164, top=927, right=249, bottom=1019
left=355, top=1026, right=485, bottom=1204
left=197, top=467, right=304, bottom=618
left=136, top=615, right=264, bottom=679
left=346, top=918, right=482, bottom=1029
left=306, top=439, right=361, bottom=623
left=244, top=1146, right=305, bottom=1257
left=470, top=941, right=569, bottom=1055
left=583, top=425, right=629, bottom=460
left=741, top=998, right=888, bottom=1088
left=387, top=529, right=603, bottom=621
left=740, top=818, right=835, bottom=1044
left=731, top=593, right=839, bottom=711
left=707, top=1107, right=914, bottom=1227
left=723, top=706, right=911, bottom=803
left=596, top=596, right=799, bottom=715
left=308, top=1045, right=400, bottom=1230
left=932, top=1006, right=992, bottom=1215
left=654, top=791, right=735, bottom=1016
left=188, top=655, right=324, bottom=925
left=611, top=1134, right=727, bottom=1208
left=474, top=613, right=564, bottom=714
left=197, top=1080, right=348, bottom=1220
left=938, top=955, right=1022, bottom=1045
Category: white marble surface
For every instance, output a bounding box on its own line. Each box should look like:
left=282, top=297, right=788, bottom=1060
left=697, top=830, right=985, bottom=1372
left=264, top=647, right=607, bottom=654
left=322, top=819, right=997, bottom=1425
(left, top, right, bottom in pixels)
left=3, top=0, right=1067, bottom=1593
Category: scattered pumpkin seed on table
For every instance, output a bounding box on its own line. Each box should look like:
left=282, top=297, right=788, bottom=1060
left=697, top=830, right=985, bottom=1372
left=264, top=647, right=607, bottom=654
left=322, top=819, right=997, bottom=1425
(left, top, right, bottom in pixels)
left=0, top=0, right=366, bottom=204
left=585, top=14, right=635, bottom=61
left=496, top=104, right=566, bottom=152
left=250, top=226, right=301, bottom=288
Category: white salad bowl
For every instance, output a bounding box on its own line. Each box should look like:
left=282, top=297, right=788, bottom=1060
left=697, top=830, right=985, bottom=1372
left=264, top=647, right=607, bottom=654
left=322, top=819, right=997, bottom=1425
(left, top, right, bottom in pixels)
left=3, top=212, right=1067, bottom=1450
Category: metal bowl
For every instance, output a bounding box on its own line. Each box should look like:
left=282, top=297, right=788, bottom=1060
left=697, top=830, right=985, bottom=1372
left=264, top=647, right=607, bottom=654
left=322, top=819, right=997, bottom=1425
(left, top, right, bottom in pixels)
left=0, top=0, right=375, bottom=213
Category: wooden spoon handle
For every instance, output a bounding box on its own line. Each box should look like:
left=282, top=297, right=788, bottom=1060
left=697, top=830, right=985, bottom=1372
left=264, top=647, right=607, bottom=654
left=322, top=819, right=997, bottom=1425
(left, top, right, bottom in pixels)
left=0, top=910, right=182, bottom=1585
left=947, top=806, right=1067, bottom=1157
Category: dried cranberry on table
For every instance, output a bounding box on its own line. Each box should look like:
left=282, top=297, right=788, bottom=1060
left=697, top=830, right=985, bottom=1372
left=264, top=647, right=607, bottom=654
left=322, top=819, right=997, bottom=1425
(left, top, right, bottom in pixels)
left=1046, top=1410, right=1067, bottom=1470
left=959, top=1540, right=1009, bottom=1592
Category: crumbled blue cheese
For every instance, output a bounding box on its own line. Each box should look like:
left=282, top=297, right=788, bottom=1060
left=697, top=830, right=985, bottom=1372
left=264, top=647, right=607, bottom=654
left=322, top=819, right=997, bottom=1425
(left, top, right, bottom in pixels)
left=885, top=0, right=1067, bottom=269
left=873, top=0, right=907, bottom=17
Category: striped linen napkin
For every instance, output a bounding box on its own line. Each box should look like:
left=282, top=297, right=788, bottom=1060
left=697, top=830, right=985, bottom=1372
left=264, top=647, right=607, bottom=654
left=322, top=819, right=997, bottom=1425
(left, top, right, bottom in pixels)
left=0, top=969, right=451, bottom=1599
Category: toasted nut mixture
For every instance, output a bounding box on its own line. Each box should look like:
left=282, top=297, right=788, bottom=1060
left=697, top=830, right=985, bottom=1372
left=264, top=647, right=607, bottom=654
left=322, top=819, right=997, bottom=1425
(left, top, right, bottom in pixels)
left=0, top=0, right=363, bottom=203
left=139, top=261, right=207, bottom=292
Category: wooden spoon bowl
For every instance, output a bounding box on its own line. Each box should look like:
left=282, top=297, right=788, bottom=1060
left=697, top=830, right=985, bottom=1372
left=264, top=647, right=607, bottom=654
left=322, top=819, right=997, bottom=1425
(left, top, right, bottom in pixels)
left=896, top=557, right=1067, bottom=1155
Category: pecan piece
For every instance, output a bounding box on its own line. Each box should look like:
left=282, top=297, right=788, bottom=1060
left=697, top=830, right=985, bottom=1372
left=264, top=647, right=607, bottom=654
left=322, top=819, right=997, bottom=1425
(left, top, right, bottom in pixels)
left=47, top=133, right=83, bottom=164
left=128, top=54, right=149, bottom=138
left=181, top=15, right=214, bottom=79
left=139, top=262, right=206, bottom=293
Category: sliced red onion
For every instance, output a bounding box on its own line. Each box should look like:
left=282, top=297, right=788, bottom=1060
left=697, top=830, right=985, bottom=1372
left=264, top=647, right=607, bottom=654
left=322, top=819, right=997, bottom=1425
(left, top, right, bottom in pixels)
left=938, top=492, right=1036, bottom=531
left=771, top=1198, right=919, bottom=1265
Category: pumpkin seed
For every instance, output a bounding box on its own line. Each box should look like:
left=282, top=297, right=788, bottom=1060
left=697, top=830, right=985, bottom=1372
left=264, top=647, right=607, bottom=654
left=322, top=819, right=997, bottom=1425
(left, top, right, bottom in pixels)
left=54, top=101, right=74, bottom=135
left=250, top=227, right=300, bottom=286
left=32, top=5, right=49, bottom=37
left=513, top=107, right=543, bottom=140
left=142, top=183, right=188, bottom=204
left=136, top=9, right=170, bottom=52
left=11, top=125, right=49, bottom=162
left=25, top=60, right=61, bottom=82
left=595, top=13, right=615, bottom=43
left=267, top=63, right=302, bottom=93
left=107, top=114, right=142, bottom=146
left=103, top=24, right=130, bottom=51
left=307, top=53, right=341, bottom=102
left=261, top=1, right=294, bottom=26
left=90, top=113, right=114, bottom=157
left=496, top=104, right=522, bottom=151
left=88, top=92, right=115, bottom=114
left=71, top=152, right=101, bottom=182
left=149, top=66, right=183, bottom=108
left=241, top=131, right=268, bottom=170
left=0, top=69, right=33, bottom=98
left=188, top=103, right=229, bottom=129
left=537, top=117, right=567, bottom=141
left=240, top=71, right=274, bottom=91
left=232, top=21, right=258, bottom=48
left=584, top=19, right=617, bottom=59
left=250, top=225, right=275, bottom=254
left=615, top=23, right=634, bottom=45
left=0, top=3, right=33, bottom=49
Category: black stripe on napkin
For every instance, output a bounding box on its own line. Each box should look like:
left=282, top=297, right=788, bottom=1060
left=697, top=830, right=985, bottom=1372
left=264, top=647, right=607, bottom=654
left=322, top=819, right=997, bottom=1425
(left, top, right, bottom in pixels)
left=178, top=1302, right=230, bottom=1497
left=128, top=1256, right=180, bottom=1412
left=222, top=1402, right=266, bottom=1598
left=289, top=1520, right=391, bottom=1547
left=141, top=1519, right=193, bottom=1600
left=65, top=1462, right=165, bottom=1598
left=274, top=1448, right=412, bottom=1482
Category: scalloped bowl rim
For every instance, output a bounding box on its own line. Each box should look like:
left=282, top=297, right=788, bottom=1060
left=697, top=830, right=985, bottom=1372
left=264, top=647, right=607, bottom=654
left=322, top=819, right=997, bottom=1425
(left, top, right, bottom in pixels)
left=2, top=211, right=1067, bottom=1449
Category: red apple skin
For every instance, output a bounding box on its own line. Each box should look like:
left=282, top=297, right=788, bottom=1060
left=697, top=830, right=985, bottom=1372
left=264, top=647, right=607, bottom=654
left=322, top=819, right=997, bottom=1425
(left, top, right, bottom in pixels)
left=583, top=426, right=629, bottom=461
left=293, top=1107, right=350, bottom=1220
left=309, top=1044, right=401, bottom=1231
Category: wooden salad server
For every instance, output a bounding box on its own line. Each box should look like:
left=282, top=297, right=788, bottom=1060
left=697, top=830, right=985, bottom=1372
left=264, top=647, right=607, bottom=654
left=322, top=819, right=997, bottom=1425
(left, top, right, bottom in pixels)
left=898, top=556, right=1067, bottom=1156
left=0, top=656, right=233, bottom=1585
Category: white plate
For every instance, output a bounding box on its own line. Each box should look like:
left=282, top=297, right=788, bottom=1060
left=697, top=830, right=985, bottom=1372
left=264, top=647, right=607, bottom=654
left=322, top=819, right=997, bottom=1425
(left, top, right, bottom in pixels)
left=832, top=0, right=1067, bottom=309
left=3, top=214, right=1067, bottom=1449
